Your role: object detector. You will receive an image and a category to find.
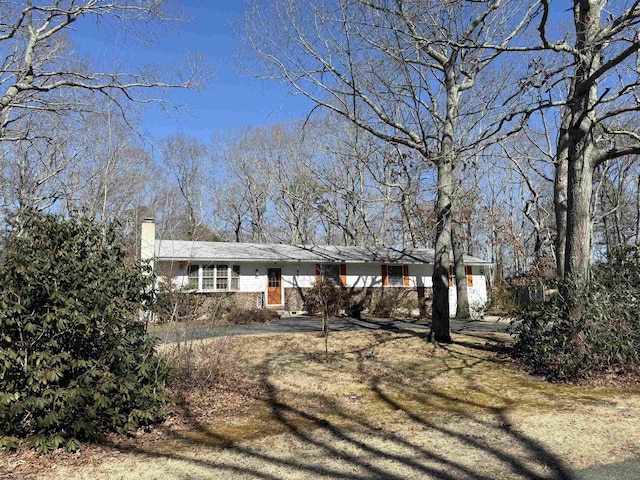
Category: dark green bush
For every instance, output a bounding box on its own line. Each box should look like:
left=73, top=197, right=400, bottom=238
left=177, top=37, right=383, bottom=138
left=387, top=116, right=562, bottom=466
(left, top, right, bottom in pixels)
left=0, top=212, right=170, bottom=452
left=226, top=308, right=279, bottom=325
left=511, top=246, right=640, bottom=381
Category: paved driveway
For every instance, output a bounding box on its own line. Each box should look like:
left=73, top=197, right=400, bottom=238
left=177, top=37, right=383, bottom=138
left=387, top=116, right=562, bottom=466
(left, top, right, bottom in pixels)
left=150, top=315, right=511, bottom=344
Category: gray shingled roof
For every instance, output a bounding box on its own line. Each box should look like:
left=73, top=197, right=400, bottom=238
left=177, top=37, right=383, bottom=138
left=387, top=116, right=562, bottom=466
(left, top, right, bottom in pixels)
left=155, top=240, right=492, bottom=265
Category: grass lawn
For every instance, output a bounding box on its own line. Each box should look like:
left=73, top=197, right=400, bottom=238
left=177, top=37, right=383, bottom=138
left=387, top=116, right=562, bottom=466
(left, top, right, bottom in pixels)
left=3, top=325, right=640, bottom=479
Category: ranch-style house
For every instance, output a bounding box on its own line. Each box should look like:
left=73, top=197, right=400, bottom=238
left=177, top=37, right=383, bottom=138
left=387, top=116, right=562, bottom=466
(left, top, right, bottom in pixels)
left=141, top=219, right=492, bottom=316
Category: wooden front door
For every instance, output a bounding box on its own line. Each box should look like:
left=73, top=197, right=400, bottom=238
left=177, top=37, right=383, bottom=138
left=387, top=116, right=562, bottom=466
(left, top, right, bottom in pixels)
left=267, top=268, right=282, bottom=306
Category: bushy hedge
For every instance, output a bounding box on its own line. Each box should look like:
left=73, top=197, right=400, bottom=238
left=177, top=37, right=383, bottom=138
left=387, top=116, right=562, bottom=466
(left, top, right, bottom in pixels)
left=0, top=212, right=170, bottom=452
left=154, top=277, right=206, bottom=324
left=511, top=245, right=640, bottom=381
left=226, top=308, right=280, bottom=325
left=303, top=280, right=349, bottom=317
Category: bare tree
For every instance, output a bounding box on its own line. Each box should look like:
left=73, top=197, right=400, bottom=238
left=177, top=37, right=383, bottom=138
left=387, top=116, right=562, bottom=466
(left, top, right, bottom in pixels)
left=533, top=1, right=640, bottom=284
left=65, top=104, right=153, bottom=226
left=212, top=181, right=251, bottom=242
left=313, top=120, right=388, bottom=246
left=0, top=1, right=202, bottom=140
left=592, top=156, right=640, bottom=256
left=257, top=122, right=321, bottom=244
left=0, top=118, right=79, bottom=217
left=496, top=126, right=556, bottom=273
left=217, top=128, right=272, bottom=243
left=0, top=1, right=205, bottom=230
left=159, top=134, right=212, bottom=240
left=244, top=0, right=537, bottom=340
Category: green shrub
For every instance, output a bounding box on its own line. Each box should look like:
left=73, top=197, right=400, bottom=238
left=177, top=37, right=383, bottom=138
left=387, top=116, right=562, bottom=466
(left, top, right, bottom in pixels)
left=0, top=212, right=170, bottom=452
left=511, top=246, right=640, bottom=381
left=226, top=308, right=279, bottom=325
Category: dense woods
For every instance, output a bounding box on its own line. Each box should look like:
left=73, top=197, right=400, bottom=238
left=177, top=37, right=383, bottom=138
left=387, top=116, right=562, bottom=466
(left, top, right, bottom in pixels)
left=1, top=1, right=639, bottom=325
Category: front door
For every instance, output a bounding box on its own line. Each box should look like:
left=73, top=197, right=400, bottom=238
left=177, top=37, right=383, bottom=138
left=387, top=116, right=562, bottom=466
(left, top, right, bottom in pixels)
left=267, top=268, right=282, bottom=306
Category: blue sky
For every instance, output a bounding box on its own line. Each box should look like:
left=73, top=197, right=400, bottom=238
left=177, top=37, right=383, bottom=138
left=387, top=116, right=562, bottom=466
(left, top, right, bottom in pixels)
left=72, top=0, right=314, bottom=143
left=71, top=0, right=573, bottom=145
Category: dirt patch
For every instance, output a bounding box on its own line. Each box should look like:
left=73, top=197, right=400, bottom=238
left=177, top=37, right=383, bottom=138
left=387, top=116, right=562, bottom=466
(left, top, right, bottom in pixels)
left=3, top=329, right=640, bottom=479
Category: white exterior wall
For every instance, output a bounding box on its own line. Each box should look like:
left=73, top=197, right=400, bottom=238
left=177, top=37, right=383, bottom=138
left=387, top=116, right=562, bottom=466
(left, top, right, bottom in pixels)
left=156, top=260, right=489, bottom=316
left=448, top=266, right=489, bottom=314
left=155, top=261, right=190, bottom=289
left=281, top=263, right=315, bottom=289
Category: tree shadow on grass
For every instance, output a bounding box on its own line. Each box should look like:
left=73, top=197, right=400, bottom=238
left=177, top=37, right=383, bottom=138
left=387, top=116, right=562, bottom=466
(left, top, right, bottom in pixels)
left=105, top=334, right=577, bottom=480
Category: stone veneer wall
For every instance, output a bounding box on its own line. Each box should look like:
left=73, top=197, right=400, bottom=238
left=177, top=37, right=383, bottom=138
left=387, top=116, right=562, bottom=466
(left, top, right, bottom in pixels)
left=284, top=286, right=433, bottom=317
left=199, top=291, right=264, bottom=312
left=188, top=288, right=432, bottom=317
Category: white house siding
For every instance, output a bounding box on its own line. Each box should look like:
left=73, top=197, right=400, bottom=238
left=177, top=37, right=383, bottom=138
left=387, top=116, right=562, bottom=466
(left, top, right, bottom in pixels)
left=242, top=263, right=267, bottom=292
left=281, top=263, right=314, bottom=289
left=155, top=259, right=488, bottom=316
left=448, top=267, right=489, bottom=315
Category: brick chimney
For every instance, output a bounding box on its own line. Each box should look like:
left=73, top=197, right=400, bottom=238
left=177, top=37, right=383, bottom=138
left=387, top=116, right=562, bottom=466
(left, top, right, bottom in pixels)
left=140, top=218, right=155, bottom=269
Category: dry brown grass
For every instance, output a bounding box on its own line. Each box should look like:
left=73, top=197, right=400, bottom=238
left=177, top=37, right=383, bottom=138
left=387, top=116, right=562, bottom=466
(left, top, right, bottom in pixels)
left=4, top=328, right=640, bottom=480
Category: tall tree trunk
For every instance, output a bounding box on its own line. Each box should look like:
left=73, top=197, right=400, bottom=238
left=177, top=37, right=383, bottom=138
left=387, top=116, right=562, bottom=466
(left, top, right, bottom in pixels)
left=430, top=157, right=453, bottom=342
left=635, top=174, right=640, bottom=245
left=452, top=218, right=470, bottom=320
left=430, top=62, right=459, bottom=342
left=554, top=134, right=568, bottom=278
left=554, top=73, right=576, bottom=279
left=565, top=152, right=594, bottom=281
left=564, top=0, right=603, bottom=285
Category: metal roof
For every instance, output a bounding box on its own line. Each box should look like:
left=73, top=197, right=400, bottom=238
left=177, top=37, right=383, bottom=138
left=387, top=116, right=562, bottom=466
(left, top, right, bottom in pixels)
left=155, top=240, right=492, bottom=265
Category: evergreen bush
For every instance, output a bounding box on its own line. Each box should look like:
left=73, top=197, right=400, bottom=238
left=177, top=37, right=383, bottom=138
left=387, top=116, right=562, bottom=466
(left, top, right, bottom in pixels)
left=0, top=212, right=170, bottom=452
left=511, top=245, right=640, bottom=381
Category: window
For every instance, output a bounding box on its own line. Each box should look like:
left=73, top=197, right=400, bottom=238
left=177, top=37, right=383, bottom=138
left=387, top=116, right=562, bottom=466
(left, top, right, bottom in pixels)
left=202, top=265, right=216, bottom=290
left=188, top=265, right=199, bottom=289
left=315, top=263, right=344, bottom=285
left=382, top=264, right=409, bottom=287
left=387, top=265, right=404, bottom=286
left=231, top=265, right=240, bottom=290
left=215, top=264, right=228, bottom=290
left=187, top=264, right=240, bottom=291
left=323, top=264, right=340, bottom=284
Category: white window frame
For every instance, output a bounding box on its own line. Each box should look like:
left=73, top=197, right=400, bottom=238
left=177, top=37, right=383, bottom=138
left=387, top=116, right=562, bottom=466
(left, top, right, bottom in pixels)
left=187, top=264, right=240, bottom=292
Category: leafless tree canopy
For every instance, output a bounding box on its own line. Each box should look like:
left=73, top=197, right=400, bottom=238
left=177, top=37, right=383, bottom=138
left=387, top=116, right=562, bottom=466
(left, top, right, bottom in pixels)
left=0, top=1, right=639, bottom=323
